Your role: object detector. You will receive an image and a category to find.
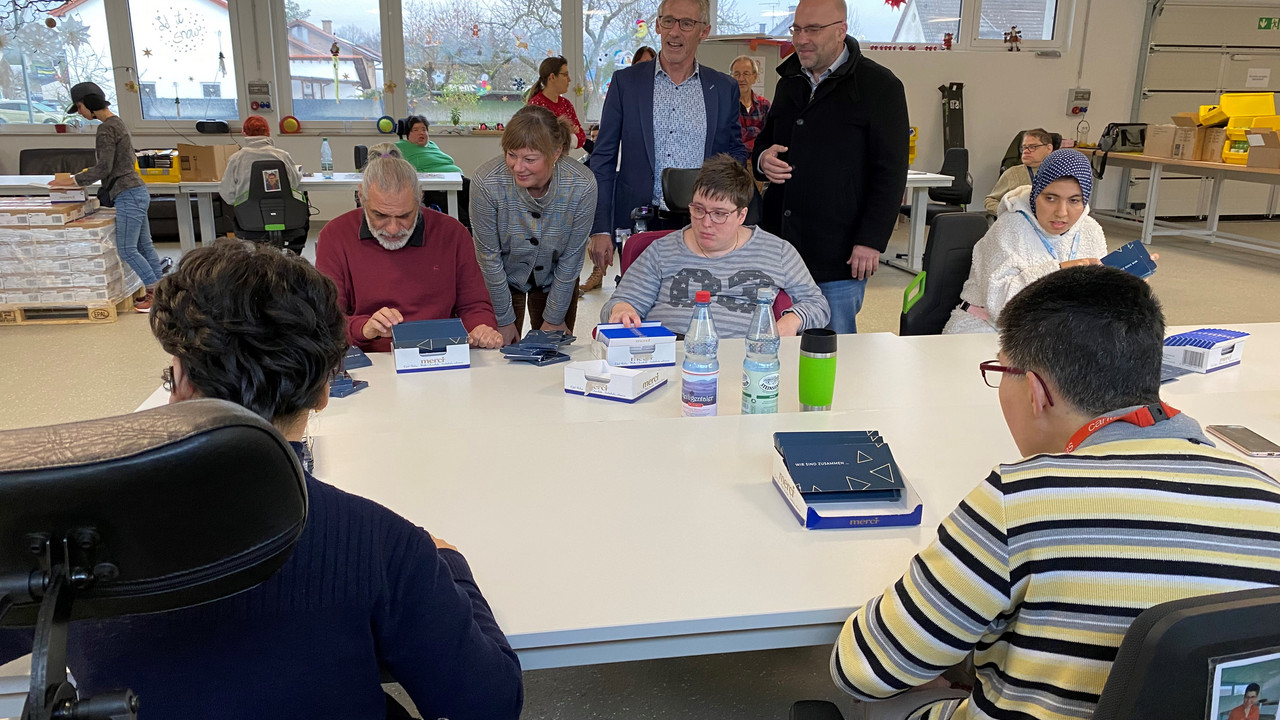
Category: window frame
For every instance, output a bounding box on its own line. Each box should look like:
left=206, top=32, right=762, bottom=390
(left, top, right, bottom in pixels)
left=268, top=0, right=404, bottom=133
left=967, top=0, right=1074, bottom=51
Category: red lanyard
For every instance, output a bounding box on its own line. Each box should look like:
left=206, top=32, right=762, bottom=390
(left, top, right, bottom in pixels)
left=1064, top=402, right=1181, bottom=453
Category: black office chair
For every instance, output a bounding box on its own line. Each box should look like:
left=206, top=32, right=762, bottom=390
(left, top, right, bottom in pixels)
left=0, top=399, right=307, bottom=720
left=900, top=148, right=973, bottom=224
left=1094, top=586, right=1280, bottom=720
left=629, top=167, right=762, bottom=233
left=899, top=212, right=988, bottom=336
left=232, top=159, right=310, bottom=255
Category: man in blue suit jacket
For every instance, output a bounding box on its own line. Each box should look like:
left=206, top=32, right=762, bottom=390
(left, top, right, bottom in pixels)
left=586, top=0, right=747, bottom=271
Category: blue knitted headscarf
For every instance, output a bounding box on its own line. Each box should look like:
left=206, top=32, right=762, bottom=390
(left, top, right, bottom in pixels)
left=1030, top=149, right=1094, bottom=208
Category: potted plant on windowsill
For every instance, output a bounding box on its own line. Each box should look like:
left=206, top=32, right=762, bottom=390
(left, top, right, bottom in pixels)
left=440, top=85, right=479, bottom=133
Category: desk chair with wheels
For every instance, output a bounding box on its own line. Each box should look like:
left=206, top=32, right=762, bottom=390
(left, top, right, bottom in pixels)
left=900, top=148, right=973, bottom=224
left=0, top=399, right=307, bottom=720
left=618, top=231, right=793, bottom=321
left=899, top=212, right=988, bottom=336
left=232, top=159, right=310, bottom=255
left=791, top=586, right=1280, bottom=720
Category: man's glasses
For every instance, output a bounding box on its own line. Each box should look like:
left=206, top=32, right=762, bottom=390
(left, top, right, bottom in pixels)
left=161, top=366, right=174, bottom=392
left=657, top=15, right=705, bottom=31
left=788, top=20, right=843, bottom=37
left=689, top=204, right=740, bottom=224
left=1021, top=142, right=1049, bottom=153
left=979, top=360, right=1054, bottom=406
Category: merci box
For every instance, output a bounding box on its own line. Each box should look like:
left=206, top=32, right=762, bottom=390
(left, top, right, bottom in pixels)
left=563, top=360, right=667, bottom=403
left=391, top=318, right=470, bottom=373
left=1162, top=328, right=1248, bottom=373
left=593, top=322, right=676, bottom=367
left=771, top=448, right=922, bottom=530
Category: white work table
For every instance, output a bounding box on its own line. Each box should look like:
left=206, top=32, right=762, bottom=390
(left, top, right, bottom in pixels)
left=889, top=170, right=955, bottom=274
left=125, top=323, right=1280, bottom=671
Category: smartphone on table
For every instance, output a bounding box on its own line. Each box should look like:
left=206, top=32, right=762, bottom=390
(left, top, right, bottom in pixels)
left=1206, top=425, right=1280, bottom=457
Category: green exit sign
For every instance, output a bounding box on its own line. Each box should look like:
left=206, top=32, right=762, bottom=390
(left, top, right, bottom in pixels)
left=1260, top=17, right=1280, bottom=30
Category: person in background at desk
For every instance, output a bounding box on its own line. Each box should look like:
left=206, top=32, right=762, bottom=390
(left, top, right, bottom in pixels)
left=984, top=127, right=1055, bottom=216
left=753, top=0, right=909, bottom=335
left=315, top=154, right=503, bottom=351
left=830, top=265, right=1280, bottom=720
left=0, top=241, right=525, bottom=720
left=585, top=0, right=747, bottom=292
left=944, top=149, right=1137, bottom=334
left=526, top=55, right=588, bottom=152
left=730, top=55, right=770, bottom=155
left=50, top=81, right=166, bottom=312
left=395, top=115, right=464, bottom=174
left=218, top=114, right=306, bottom=253
left=472, top=106, right=596, bottom=346
left=602, top=154, right=828, bottom=336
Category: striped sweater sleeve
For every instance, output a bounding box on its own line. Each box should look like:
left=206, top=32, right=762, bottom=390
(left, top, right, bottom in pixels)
left=833, top=470, right=1012, bottom=700
left=774, top=238, right=830, bottom=331
left=469, top=172, right=518, bottom=327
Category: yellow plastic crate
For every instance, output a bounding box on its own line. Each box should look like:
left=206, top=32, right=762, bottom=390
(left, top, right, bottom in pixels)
left=908, top=126, right=917, bottom=166
left=136, top=167, right=181, bottom=183
left=1222, top=115, right=1280, bottom=164
left=1201, top=93, right=1277, bottom=127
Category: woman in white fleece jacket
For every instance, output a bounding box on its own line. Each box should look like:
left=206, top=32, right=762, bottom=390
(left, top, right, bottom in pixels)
left=943, top=149, right=1107, bottom=334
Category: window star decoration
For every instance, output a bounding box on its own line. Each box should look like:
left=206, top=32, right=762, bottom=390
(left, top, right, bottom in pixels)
left=124, top=80, right=139, bottom=94
left=384, top=81, right=397, bottom=94
left=513, top=77, right=525, bottom=92
left=330, top=41, right=342, bottom=103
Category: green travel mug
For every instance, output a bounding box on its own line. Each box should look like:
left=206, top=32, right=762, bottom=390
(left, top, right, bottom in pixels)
left=798, top=329, right=837, bottom=411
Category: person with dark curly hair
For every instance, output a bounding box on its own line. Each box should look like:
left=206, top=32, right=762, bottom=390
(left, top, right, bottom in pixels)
left=0, top=240, right=524, bottom=720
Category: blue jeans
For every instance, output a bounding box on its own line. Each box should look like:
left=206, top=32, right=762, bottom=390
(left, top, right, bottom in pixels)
left=112, top=185, right=165, bottom=287
left=818, top=278, right=866, bottom=334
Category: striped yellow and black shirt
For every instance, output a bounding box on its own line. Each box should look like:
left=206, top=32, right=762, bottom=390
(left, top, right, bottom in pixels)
left=833, top=433, right=1280, bottom=720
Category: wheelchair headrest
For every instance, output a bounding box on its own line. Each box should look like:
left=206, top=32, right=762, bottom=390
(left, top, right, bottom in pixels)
left=0, top=399, right=307, bottom=626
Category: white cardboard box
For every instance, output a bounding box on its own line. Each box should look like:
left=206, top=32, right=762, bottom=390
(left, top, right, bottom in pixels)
left=1162, top=328, right=1249, bottom=373
left=391, top=318, right=471, bottom=373
left=563, top=360, right=667, bottom=403
left=593, top=322, right=677, bottom=367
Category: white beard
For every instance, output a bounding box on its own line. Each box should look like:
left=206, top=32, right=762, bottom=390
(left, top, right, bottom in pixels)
left=374, top=234, right=411, bottom=251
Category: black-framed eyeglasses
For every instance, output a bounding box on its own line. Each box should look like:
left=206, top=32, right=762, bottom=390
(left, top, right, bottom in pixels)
left=657, top=15, right=705, bottom=31
left=1020, top=142, right=1049, bottom=153
left=979, top=360, right=1054, bottom=406
left=788, top=20, right=843, bottom=37
left=689, top=203, right=742, bottom=224
left=161, top=366, right=174, bottom=392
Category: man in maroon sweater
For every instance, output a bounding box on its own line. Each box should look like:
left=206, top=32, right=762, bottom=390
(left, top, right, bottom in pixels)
left=317, top=155, right=503, bottom=352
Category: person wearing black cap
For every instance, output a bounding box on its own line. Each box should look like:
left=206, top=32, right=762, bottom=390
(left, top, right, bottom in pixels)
left=50, top=82, right=165, bottom=312
left=470, top=105, right=596, bottom=345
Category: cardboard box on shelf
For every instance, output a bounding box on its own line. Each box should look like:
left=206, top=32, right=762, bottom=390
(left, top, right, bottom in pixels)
left=177, top=144, right=239, bottom=183
left=1144, top=124, right=1177, bottom=158
left=1202, top=127, right=1228, bottom=162
left=1246, top=130, right=1280, bottom=168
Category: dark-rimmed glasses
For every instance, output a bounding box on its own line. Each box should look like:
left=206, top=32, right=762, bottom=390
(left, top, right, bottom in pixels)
left=657, top=15, right=705, bottom=31
left=1020, top=142, right=1049, bottom=153
left=689, top=203, right=741, bottom=224
left=979, top=360, right=1054, bottom=406
left=161, top=366, right=174, bottom=392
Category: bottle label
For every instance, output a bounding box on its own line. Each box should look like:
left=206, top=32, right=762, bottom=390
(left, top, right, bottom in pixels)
left=681, top=369, right=718, bottom=417
left=741, top=368, right=779, bottom=414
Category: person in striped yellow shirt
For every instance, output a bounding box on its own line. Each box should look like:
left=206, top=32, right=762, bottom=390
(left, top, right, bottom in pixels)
left=832, top=265, right=1280, bottom=720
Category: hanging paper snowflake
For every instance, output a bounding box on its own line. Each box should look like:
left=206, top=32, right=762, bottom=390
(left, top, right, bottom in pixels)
left=513, top=77, right=526, bottom=92
left=884, top=0, right=905, bottom=8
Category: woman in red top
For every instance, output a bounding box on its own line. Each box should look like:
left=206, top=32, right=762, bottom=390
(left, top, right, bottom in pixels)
left=526, top=56, right=586, bottom=151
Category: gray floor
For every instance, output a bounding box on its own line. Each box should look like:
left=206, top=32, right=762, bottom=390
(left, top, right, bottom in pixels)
left=4, top=214, right=1280, bottom=719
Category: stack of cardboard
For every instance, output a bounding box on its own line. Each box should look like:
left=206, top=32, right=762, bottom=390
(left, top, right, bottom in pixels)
left=0, top=206, right=141, bottom=306
left=1145, top=113, right=1227, bottom=163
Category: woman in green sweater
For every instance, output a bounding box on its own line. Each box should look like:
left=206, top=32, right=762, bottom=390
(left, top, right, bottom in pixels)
left=395, top=115, right=463, bottom=173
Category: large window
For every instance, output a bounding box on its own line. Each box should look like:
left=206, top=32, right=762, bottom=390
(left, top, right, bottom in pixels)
left=716, top=0, right=961, bottom=44
left=401, top=0, right=561, bottom=127
left=282, top=0, right=386, bottom=122
left=0, top=4, right=114, bottom=124
left=976, top=0, right=1058, bottom=41
left=129, top=0, right=239, bottom=121
left=582, top=0, right=657, bottom=122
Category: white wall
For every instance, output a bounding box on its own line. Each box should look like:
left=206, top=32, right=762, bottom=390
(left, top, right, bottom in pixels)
left=0, top=0, right=1148, bottom=219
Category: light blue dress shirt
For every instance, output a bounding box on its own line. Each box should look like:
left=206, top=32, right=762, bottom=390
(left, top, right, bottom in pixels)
left=652, top=59, right=708, bottom=207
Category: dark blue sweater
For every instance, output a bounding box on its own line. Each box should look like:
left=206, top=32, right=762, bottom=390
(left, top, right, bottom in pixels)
left=0, top=444, right=523, bottom=719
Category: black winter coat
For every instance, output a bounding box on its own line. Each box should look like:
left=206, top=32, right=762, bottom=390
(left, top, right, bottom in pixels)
left=752, top=36, right=909, bottom=283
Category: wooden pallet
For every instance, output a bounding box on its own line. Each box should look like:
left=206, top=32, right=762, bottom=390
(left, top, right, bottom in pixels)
left=0, top=295, right=135, bottom=326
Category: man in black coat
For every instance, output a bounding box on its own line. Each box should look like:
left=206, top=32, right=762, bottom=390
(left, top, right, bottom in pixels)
left=752, top=0, right=909, bottom=333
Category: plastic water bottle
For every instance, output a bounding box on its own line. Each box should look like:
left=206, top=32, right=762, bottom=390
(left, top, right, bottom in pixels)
left=681, top=290, right=719, bottom=417
left=742, top=289, right=780, bottom=414
left=320, top=137, right=334, bottom=179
